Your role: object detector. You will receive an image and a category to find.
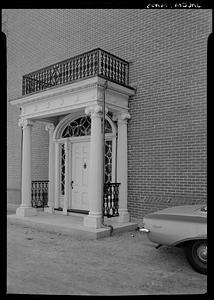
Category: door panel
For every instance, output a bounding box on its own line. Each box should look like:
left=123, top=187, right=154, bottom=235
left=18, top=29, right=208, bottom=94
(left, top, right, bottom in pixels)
left=71, top=142, right=90, bottom=210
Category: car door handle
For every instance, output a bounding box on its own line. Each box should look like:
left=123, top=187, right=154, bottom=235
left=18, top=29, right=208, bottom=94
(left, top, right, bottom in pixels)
left=71, top=181, right=74, bottom=189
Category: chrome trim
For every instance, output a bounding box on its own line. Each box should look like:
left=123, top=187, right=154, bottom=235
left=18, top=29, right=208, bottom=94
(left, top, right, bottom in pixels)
left=139, top=228, right=150, bottom=233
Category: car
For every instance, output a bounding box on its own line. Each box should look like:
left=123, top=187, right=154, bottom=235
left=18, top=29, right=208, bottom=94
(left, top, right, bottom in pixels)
left=139, top=204, right=207, bottom=274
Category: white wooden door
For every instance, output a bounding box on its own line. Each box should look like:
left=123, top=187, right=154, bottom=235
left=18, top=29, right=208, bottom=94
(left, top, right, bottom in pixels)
left=71, top=141, right=90, bottom=211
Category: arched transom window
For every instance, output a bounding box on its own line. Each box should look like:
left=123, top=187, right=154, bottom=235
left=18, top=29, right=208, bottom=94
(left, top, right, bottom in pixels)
left=61, top=115, right=112, bottom=138
left=59, top=115, right=115, bottom=196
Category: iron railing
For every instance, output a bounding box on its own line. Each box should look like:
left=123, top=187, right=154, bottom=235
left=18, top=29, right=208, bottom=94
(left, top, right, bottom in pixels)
left=31, top=180, right=120, bottom=217
left=31, top=181, right=48, bottom=208
left=103, top=183, right=120, bottom=218
left=22, top=48, right=129, bottom=96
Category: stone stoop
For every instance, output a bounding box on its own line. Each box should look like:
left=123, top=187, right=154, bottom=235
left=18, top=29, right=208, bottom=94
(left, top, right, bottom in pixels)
left=7, top=212, right=138, bottom=239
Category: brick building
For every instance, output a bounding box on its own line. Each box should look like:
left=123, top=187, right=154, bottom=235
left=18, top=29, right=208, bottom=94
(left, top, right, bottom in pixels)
left=5, top=9, right=211, bottom=226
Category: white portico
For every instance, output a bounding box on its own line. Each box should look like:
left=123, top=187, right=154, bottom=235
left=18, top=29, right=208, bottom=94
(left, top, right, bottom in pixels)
left=10, top=48, right=135, bottom=230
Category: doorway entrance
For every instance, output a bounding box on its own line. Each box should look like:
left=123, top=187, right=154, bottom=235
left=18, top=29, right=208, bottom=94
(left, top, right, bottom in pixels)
left=55, top=113, right=116, bottom=214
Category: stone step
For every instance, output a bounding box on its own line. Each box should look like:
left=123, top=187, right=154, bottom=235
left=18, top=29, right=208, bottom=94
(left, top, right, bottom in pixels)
left=7, top=212, right=138, bottom=240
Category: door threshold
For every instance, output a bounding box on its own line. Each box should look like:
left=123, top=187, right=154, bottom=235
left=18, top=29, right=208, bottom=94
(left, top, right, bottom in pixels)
left=54, top=208, right=89, bottom=215
left=67, top=209, right=89, bottom=214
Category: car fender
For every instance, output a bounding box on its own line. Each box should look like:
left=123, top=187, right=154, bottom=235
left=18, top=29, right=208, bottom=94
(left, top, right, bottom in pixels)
left=172, top=234, right=207, bottom=247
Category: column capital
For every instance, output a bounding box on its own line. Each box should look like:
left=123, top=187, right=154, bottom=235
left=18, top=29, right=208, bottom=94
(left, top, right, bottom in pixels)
left=113, top=112, right=131, bottom=123
left=18, top=118, right=34, bottom=129
left=85, top=105, right=108, bottom=118
left=45, top=123, right=55, bottom=133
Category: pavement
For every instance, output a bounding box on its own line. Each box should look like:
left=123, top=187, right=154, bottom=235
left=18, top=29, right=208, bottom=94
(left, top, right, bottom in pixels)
left=7, top=212, right=207, bottom=295
left=7, top=210, right=138, bottom=239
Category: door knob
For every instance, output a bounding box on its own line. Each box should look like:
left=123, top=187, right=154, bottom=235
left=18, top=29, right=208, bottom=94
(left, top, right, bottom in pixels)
left=71, top=180, right=74, bottom=189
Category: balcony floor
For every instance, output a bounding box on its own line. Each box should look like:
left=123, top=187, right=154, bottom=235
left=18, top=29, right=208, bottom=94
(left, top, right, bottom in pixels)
left=7, top=210, right=138, bottom=239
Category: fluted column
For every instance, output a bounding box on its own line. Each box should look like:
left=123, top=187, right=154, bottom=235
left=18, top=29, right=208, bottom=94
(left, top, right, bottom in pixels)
left=44, top=123, right=55, bottom=213
left=84, top=105, right=104, bottom=228
left=115, top=112, right=130, bottom=223
left=16, top=119, right=37, bottom=217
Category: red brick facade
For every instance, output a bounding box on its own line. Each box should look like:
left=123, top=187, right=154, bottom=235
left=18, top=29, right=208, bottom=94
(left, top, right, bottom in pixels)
left=5, top=9, right=211, bottom=218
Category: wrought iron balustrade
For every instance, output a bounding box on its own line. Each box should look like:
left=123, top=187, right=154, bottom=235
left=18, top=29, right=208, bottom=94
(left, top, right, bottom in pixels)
left=31, top=180, right=120, bottom=216
left=103, top=183, right=120, bottom=218
left=31, top=181, right=48, bottom=208
left=22, top=48, right=129, bottom=96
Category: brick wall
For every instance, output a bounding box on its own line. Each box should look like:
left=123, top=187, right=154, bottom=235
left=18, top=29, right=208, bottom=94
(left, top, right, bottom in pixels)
left=31, top=122, right=49, bottom=181
left=127, top=10, right=210, bottom=219
left=7, top=102, right=22, bottom=204
left=4, top=9, right=211, bottom=215
left=7, top=106, right=49, bottom=203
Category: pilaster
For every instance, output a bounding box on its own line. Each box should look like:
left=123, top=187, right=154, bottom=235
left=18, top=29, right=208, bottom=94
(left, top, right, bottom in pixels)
left=44, top=123, right=55, bottom=213
left=114, top=112, right=131, bottom=223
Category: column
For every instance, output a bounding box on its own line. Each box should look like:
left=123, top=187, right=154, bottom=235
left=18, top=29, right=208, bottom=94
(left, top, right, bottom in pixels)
left=44, top=123, right=55, bottom=213
left=63, top=139, right=70, bottom=215
left=16, top=119, right=37, bottom=217
left=84, top=105, right=104, bottom=228
left=115, top=112, right=131, bottom=223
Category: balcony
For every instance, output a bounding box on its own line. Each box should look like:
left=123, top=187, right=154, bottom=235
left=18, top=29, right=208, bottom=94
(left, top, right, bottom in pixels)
left=22, top=48, right=130, bottom=96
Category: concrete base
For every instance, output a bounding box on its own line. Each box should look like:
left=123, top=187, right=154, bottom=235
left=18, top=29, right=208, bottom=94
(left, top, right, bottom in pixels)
left=63, top=208, right=68, bottom=215
left=117, top=210, right=130, bottom=223
left=16, top=206, right=37, bottom=217
left=7, top=203, right=20, bottom=213
left=7, top=212, right=138, bottom=239
left=44, top=206, right=54, bottom=214
left=84, top=214, right=102, bottom=229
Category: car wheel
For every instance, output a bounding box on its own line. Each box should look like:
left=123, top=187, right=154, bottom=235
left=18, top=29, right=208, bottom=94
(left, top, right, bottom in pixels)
left=185, top=240, right=207, bottom=274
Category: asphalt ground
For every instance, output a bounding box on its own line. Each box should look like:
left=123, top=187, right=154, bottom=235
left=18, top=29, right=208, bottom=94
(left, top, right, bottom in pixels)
left=7, top=218, right=207, bottom=295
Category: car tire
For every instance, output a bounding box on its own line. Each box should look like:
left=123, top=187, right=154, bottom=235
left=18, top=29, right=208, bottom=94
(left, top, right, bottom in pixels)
left=185, top=240, right=207, bottom=275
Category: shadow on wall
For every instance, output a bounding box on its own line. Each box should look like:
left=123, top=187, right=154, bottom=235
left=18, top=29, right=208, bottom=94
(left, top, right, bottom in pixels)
left=7, top=189, right=20, bottom=203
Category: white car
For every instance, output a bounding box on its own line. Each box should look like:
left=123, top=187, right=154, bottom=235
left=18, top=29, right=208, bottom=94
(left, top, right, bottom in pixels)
left=140, top=204, right=207, bottom=274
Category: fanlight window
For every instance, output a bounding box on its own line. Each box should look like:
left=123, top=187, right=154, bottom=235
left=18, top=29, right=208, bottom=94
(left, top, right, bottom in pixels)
left=61, top=115, right=112, bottom=138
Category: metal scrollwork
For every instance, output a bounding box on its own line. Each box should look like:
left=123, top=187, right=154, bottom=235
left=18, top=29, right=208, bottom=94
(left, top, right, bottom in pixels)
left=103, top=183, right=120, bottom=218
left=22, top=48, right=129, bottom=95
left=31, top=181, right=49, bottom=208
left=105, top=141, right=112, bottom=184
left=60, top=144, right=65, bottom=195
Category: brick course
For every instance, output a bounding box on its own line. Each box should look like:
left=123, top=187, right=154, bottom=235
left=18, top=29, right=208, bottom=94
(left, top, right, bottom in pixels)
left=4, top=9, right=210, bottom=218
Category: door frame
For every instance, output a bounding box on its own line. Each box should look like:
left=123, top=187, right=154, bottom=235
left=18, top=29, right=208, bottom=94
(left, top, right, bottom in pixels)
left=55, top=133, right=116, bottom=214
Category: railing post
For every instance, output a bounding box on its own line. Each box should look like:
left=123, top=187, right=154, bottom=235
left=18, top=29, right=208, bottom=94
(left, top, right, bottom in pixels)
left=31, top=181, right=49, bottom=208
left=97, top=49, right=101, bottom=76
left=103, top=183, right=120, bottom=218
